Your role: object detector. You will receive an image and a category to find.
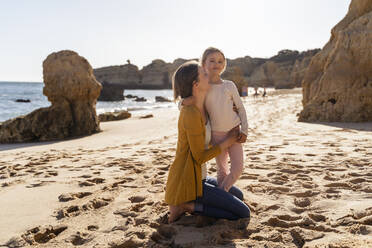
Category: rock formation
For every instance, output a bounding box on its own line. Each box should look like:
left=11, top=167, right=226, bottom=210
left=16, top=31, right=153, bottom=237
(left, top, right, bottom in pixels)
left=98, top=82, right=125, bottom=101
left=99, top=110, right=131, bottom=122
left=299, top=0, right=372, bottom=122
left=15, top=99, right=31, bottom=103
left=93, top=50, right=319, bottom=100
left=242, top=49, right=320, bottom=89
left=0, top=50, right=102, bottom=143
left=155, top=96, right=171, bottom=102
left=94, top=64, right=141, bottom=89
left=141, top=60, right=172, bottom=89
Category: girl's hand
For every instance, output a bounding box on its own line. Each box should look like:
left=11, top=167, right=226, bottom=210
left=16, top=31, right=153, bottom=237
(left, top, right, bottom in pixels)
left=237, top=133, right=247, bottom=143
left=232, top=103, right=238, bottom=114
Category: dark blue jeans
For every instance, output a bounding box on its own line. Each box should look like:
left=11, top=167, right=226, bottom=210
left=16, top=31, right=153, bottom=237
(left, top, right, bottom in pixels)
left=195, top=177, right=250, bottom=220
left=204, top=177, right=244, bottom=200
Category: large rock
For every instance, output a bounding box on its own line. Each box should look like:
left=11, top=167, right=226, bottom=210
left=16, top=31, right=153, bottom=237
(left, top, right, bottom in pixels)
left=94, top=64, right=141, bottom=89
left=299, top=0, right=372, bottom=122
left=94, top=60, right=173, bottom=100
left=98, top=82, right=124, bottom=101
left=0, top=50, right=102, bottom=143
left=99, top=110, right=131, bottom=122
left=141, top=59, right=172, bottom=89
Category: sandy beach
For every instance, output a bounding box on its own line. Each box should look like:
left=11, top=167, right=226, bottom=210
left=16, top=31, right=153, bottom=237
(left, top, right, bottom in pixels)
left=0, top=89, right=371, bottom=247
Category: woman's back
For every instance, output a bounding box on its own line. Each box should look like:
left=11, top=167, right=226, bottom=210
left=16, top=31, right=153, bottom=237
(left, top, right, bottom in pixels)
left=165, top=105, right=220, bottom=206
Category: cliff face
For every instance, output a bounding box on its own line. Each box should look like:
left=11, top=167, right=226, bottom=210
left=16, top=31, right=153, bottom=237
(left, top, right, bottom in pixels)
left=94, top=64, right=141, bottom=89
left=93, top=50, right=319, bottom=92
left=140, top=60, right=172, bottom=89
left=230, top=49, right=320, bottom=89
left=299, top=0, right=372, bottom=122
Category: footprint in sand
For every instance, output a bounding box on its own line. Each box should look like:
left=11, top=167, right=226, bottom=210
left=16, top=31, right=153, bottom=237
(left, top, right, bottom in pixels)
left=128, top=195, right=146, bottom=203
left=109, top=236, right=144, bottom=248
left=147, top=185, right=164, bottom=193
left=58, top=192, right=93, bottom=202
left=56, top=198, right=113, bottom=219
left=87, top=225, right=99, bottom=231
left=324, top=182, right=352, bottom=190
left=10, top=225, right=68, bottom=246
left=308, top=213, right=327, bottom=222
left=114, top=209, right=138, bottom=218
left=79, top=178, right=105, bottom=187
left=150, top=224, right=177, bottom=244
left=66, top=232, right=95, bottom=246
left=294, top=198, right=311, bottom=208
left=240, top=173, right=258, bottom=180
left=26, top=180, right=55, bottom=188
left=130, top=201, right=154, bottom=213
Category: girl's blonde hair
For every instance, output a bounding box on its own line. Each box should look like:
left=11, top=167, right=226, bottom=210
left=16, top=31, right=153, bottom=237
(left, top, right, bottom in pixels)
left=201, top=47, right=227, bottom=74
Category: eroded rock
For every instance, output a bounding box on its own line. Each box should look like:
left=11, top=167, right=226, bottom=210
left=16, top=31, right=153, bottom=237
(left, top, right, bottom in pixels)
left=0, top=50, right=102, bottom=143
left=299, top=0, right=372, bottom=122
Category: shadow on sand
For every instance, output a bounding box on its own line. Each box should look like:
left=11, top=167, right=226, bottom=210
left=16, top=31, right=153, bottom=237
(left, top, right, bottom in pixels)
left=303, top=122, right=372, bottom=132
left=0, top=140, right=64, bottom=152
left=0, top=133, right=96, bottom=152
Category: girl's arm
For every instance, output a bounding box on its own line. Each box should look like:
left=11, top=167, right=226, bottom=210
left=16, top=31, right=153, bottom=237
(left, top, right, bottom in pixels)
left=229, top=82, right=248, bottom=136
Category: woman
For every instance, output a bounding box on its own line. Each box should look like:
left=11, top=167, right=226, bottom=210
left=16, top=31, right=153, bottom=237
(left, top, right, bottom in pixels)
left=165, top=61, right=250, bottom=223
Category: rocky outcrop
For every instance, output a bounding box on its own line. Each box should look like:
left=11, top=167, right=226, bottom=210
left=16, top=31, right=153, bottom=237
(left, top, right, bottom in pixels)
left=15, top=99, right=31, bottom=103
left=299, top=0, right=372, bottom=122
left=94, top=64, right=141, bottom=87
left=93, top=50, right=319, bottom=99
left=99, top=110, right=131, bottom=122
left=140, top=60, right=172, bottom=89
left=226, top=56, right=262, bottom=78
left=155, top=96, right=171, bottom=102
left=238, top=49, right=320, bottom=89
left=0, top=50, right=102, bottom=143
left=98, top=82, right=124, bottom=101
left=94, top=60, right=172, bottom=91
left=219, top=49, right=319, bottom=94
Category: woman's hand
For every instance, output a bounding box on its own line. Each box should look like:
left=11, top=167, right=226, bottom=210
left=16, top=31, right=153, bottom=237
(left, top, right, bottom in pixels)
left=219, top=127, right=239, bottom=150
left=237, top=133, right=247, bottom=143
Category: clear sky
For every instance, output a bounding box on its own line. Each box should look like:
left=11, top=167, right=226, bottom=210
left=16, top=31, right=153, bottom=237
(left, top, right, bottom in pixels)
left=0, top=0, right=351, bottom=82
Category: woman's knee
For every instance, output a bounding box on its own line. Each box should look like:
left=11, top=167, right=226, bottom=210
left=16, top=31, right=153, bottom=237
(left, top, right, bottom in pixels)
left=239, top=203, right=250, bottom=218
left=230, top=188, right=244, bottom=201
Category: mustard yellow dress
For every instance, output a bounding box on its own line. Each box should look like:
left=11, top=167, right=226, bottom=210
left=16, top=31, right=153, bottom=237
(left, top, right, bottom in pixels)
left=165, top=105, right=221, bottom=206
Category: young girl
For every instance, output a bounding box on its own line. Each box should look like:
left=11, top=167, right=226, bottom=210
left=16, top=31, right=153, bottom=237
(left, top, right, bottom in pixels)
left=182, top=47, right=248, bottom=194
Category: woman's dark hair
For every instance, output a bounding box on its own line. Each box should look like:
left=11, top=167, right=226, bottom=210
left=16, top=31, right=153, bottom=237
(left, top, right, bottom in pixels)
left=172, top=60, right=199, bottom=100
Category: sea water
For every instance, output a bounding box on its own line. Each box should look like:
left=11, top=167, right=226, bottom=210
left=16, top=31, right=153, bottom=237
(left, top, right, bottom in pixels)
left=0, top=82, right=175, bottom=122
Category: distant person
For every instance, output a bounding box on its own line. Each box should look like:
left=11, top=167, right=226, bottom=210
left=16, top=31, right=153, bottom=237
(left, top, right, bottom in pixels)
left=262, top=87, right=267, bottom=97
left=241, top=86, right=248, bottom=97
left=127, top=59, right=131, bottom=65
left=180, top=47, right=248, bottom=194
left=253, top=87, right=259, bottom=98
left=165, top=61, right=250, bottom=222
